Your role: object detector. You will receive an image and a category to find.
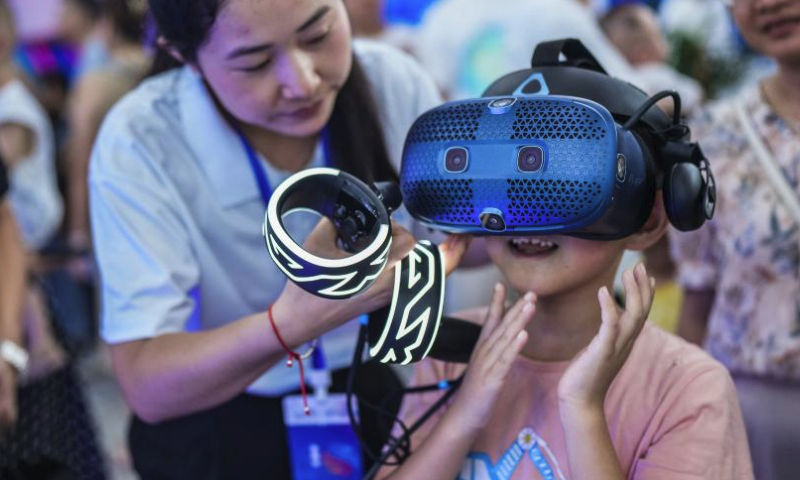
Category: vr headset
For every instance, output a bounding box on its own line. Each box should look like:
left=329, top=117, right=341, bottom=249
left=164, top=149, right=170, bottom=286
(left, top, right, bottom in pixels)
left=400, top=39, right=716, bottom=239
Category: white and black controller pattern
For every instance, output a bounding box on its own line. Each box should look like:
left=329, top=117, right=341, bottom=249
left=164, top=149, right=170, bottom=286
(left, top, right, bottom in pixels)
left=263, top=168, right=393, bottom=300
left=368, top=240, right=445, bottom=365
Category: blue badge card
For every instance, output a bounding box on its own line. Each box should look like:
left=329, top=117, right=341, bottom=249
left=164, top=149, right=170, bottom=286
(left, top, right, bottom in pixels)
left=283, top=393, right=363, bottom=480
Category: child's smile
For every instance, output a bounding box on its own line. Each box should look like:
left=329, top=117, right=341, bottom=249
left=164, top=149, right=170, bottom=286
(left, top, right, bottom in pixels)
left=507, top=237, right=559, bottom=257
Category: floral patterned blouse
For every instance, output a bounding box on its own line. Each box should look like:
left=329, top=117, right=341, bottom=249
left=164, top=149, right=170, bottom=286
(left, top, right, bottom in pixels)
left=669, top=83, right=800, bottom=381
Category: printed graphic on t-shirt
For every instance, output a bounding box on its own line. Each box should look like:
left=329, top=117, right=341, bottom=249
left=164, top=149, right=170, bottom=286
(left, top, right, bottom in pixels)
left=458, top=428, right=567, bottom=480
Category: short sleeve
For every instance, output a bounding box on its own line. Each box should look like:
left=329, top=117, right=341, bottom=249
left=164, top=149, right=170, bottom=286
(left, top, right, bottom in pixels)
left=632, top=365, right=754, bottom=480
left=90, top=117, right=200, bottom=343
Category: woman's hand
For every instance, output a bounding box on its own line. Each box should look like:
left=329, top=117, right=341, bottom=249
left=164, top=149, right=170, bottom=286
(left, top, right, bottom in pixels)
left=447, top=284, right=536, bottom=434
left=273, top=219, right=471, bottom=339
left=557, top=263, right=655, bottom=414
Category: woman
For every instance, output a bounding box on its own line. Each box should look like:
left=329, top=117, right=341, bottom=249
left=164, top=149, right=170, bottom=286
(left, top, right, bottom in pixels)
left=670, top=0, right=800, bottom=478
left=89, top=0, right=468, bottom=478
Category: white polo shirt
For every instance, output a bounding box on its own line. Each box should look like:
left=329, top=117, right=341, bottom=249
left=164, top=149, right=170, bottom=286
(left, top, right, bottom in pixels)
left=0, top=79, right=63, bottom=249
left=90, top=40, right=441, bottom=395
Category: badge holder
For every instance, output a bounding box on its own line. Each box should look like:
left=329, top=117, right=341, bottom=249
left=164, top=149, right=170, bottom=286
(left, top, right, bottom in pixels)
left=284, top=341, right=364, bottom=480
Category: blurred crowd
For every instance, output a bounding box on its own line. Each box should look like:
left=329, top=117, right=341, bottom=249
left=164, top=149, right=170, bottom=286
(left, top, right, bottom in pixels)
left=0, top=0, right=794, bottom=479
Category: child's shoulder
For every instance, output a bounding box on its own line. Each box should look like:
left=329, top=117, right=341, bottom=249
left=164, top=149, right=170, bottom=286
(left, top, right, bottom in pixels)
left=618, top=323, right=733, bottom=401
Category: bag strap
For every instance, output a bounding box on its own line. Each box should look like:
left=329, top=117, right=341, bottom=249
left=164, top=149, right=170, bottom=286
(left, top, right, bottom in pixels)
left=734, top=98, right=800, bottom=226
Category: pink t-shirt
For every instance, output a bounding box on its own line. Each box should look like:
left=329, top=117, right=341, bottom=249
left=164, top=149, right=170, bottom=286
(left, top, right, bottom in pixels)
left=391, top=323, right=753, bottom=480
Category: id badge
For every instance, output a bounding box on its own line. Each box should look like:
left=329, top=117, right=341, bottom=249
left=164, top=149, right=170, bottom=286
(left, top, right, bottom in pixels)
left=283, top=393, right=363, bottom=480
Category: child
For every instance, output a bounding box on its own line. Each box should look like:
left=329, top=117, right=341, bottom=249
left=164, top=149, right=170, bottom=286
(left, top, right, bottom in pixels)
left=378, top=119, right=753, bottom=480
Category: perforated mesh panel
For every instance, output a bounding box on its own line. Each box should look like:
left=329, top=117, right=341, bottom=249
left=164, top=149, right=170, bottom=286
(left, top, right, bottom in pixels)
left=403, top=179, right=475, bottom=224
left=506, top=178, right=603, bottom=225
left=406, top=102, right=488, bottom=143
left=512, top=99, right=607, bottom=140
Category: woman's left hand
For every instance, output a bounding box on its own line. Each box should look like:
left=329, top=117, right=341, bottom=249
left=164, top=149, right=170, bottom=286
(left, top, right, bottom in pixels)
left=557, top=263, right=655, bottom=414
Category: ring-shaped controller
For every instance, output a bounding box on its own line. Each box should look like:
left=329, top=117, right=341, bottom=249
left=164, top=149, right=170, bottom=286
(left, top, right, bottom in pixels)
left=263, top=167, right=393, bottom=300
left=263, top=168, right=447, bottom=364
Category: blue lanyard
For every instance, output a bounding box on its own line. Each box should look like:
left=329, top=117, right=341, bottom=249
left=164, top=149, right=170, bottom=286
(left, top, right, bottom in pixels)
left=238, top=128, right=334, bottom=208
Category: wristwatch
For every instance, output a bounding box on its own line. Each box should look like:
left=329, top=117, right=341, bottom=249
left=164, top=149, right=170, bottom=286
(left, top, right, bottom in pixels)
left=0, top=340, right=29, bottom=376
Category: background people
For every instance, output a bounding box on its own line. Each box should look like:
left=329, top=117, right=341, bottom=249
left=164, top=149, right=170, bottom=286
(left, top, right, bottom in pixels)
left=670, top=0, right=800, bottom=478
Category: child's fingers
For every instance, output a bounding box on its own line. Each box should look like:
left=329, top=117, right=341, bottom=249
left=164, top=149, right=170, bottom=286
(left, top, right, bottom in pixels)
left=478, top=283, right=506, bottom=344
left=596, top=286, right=620, bottom=358
left=485, top=292, right=534, bottom=347
left=492, top=330, right=529, bottom=379
left=484, top=297, right=535, bottom=365
left=618, top=269, right=643, bottom=347
left=634, top=264, right=654, bottom=319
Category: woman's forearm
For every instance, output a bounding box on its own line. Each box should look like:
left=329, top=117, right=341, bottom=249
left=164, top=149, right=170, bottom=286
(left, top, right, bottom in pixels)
left=110, top=285, right=389, bottom=423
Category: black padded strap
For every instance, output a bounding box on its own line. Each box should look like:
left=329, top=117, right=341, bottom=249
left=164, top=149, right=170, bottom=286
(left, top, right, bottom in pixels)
left=531, top=38, right=607, bottom=74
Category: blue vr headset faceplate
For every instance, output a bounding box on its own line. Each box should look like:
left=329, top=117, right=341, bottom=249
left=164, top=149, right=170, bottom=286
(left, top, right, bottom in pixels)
left=400, top=95, right=654, bottom=239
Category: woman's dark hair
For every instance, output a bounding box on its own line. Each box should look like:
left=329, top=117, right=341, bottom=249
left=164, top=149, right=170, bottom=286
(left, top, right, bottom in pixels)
left=146, top=0, right=396, bottom=183
left=102, top=0, right=148, bottom=44
left=68, top=0, right=102, bottom=20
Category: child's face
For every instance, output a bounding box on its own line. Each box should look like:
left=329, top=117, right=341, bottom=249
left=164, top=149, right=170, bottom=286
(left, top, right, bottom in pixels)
left=485, top=235, right=626, bottom=299
left=195, top=0, right=353, bottom=138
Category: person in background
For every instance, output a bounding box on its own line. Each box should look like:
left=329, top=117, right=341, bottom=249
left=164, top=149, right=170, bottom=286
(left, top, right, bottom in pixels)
left=58, top=0, right=106, bottom=81
left=0, top=158, right=26, bottom=437
left=600, top=1, right=703, bottom=114
left=0, top=1, right=63, bottom=251
left=89, top=0, right=469, bottom=478
left=413, top=0, right=643, bottom=101
left=669, top=0, right=800, bottom=478
left=0, top=0, right=67, bottom=377
left=65, top=0, right=151, bottom=256
left=600, top=1, right=704, bottom=332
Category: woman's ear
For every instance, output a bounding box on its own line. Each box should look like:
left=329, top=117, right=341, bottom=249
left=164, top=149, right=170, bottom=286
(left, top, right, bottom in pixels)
left=625, top=193, right=669, bottom=251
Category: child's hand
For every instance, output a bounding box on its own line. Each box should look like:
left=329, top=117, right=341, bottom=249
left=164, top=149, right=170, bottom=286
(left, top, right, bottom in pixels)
left=557, top=263, right=655, bottom=415
left=448, top=284, right=536, bottom=434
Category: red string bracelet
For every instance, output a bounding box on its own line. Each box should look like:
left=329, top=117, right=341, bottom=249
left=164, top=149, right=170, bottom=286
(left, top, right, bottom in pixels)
left=268, top=305, right=311, bottom=415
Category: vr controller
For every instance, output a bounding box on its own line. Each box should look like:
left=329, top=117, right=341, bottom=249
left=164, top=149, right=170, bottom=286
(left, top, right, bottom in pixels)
left=263, top=168, right=446, bottom=364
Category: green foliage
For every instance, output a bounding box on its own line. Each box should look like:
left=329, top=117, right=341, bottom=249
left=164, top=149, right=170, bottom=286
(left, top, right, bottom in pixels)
left=668, top=29, right=750, bottom=100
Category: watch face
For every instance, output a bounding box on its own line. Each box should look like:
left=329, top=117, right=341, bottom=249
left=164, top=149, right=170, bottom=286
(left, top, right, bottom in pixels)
left=0, top=340, right=29, bottom=374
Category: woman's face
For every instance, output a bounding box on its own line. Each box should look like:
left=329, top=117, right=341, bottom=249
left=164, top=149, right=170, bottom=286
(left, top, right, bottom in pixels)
left=732, top=0, right=800, bottom=63
left=195, top=0, right=353, bottom=138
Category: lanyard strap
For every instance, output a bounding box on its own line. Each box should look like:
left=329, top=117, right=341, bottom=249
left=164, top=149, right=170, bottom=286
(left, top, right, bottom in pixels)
left=238, top=128, right=334, bottom=208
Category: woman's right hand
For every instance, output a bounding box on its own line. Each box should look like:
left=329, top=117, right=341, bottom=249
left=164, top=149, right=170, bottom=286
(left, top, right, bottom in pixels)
left=271, top=218, right=471, bottom=340
left=446, top=284, right=536, bottom=434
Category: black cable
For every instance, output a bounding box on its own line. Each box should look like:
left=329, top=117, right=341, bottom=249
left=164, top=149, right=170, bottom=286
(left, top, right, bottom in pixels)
left=346, top=322, right=465, bottom=474
left=361, top=375, right=463, bottom=480
left=622, top=90, right=682, bottom=131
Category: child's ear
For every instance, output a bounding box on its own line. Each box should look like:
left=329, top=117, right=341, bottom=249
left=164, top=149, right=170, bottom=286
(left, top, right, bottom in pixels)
left=625, top=193, right=669, bottom=251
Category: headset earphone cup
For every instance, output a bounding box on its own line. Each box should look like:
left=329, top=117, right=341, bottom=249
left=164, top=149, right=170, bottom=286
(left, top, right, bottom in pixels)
left=663, top=162, right=708, bottom=231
